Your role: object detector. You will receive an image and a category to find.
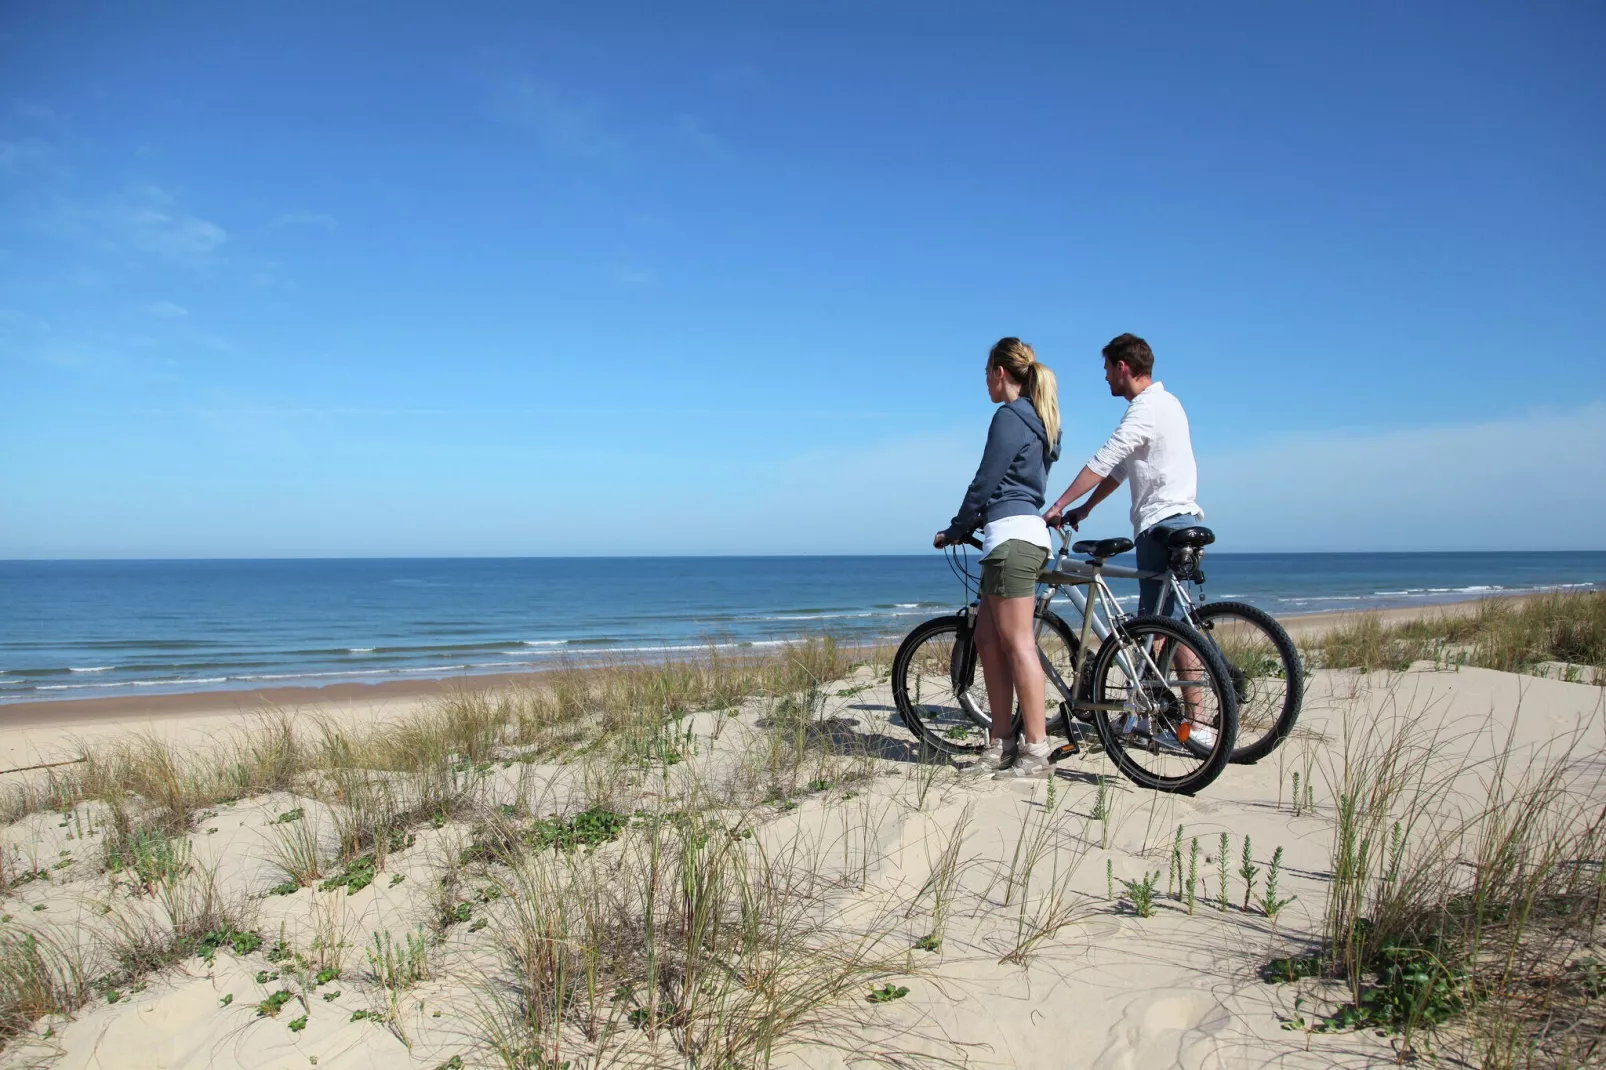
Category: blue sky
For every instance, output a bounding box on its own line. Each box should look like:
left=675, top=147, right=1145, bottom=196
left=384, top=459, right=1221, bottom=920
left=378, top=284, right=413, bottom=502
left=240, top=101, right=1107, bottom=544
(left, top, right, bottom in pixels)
left=2, top=2, right=1603, bottom=557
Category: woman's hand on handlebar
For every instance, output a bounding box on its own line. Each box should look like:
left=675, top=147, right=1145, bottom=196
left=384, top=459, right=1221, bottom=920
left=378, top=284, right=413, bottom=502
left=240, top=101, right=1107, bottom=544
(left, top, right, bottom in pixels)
left=934, top=530, right=983, bottom=550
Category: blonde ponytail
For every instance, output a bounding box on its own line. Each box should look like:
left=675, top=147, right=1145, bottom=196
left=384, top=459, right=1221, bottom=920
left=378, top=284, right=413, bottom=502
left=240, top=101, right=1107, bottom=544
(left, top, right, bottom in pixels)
left=988, top=337, right=1060, bottom=447
left=1026, top=362, right=1060, bottom=447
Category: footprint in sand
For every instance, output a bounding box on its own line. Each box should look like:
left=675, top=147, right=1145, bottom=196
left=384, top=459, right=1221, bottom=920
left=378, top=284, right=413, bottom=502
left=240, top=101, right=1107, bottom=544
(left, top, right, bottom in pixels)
left=1095, top=988, right=1232, bottom=1069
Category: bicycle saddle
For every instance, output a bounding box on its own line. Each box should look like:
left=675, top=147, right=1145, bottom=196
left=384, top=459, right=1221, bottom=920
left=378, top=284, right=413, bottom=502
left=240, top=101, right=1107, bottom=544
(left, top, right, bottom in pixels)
left=1163, top=525, right=1215, bottom=549
left=1072, top=537, right=1134, bottom=560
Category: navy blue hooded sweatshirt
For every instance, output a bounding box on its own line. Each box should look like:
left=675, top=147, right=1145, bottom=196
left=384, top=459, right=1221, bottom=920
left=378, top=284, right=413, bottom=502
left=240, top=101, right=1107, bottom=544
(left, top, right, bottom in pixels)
left=943, top=395, right=1062, bottom=543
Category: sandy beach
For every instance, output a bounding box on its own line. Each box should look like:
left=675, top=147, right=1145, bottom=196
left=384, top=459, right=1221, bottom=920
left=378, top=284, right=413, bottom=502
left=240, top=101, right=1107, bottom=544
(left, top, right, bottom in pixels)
left=0, top=594, right=1547, bottom=771
left=1, top=598, right=1601, bottom=1069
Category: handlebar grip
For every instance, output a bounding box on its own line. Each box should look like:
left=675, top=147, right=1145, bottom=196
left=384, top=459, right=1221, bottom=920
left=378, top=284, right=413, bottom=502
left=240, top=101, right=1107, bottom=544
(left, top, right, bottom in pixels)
left=962, top=535, right=983, bottom=550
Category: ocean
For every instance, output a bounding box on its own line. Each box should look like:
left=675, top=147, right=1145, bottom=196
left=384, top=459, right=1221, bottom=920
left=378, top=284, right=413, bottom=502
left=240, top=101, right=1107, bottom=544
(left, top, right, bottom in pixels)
left=2, top=552, right=1602, bottom=703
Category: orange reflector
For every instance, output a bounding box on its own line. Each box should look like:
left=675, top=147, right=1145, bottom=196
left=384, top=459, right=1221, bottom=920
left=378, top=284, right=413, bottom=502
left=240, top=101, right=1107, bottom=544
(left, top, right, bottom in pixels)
left=1176, top=723, right=1191, bottom=743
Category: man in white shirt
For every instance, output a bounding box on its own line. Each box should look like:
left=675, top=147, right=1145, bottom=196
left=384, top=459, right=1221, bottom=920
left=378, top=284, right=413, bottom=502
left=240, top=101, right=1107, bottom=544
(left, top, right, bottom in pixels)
left=1044, top=333, right=1203, bottom=618
left=1046, top=333, right=1215, bottom=749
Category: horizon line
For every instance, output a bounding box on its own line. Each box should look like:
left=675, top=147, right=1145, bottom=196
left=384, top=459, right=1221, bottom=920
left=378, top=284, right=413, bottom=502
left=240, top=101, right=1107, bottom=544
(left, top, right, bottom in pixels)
left=4, top=548, right=1606, bottom=564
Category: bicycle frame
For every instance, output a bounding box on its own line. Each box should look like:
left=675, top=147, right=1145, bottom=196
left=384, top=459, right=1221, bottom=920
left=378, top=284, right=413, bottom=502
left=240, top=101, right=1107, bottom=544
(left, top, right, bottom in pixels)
left=1037, top=542, right=1206, bottom=644
left=1030, top=533, right=1196, bottom=719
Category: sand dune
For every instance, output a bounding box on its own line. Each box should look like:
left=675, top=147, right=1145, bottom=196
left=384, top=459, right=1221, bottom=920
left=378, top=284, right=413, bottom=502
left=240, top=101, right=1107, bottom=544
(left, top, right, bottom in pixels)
left=1, top=655, right=1601, bottom=1068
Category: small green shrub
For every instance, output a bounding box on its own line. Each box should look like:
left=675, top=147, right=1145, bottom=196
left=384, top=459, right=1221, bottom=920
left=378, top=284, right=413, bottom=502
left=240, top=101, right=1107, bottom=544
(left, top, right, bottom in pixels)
left=1121, top=871, right=1161, bottom=918
left=258, top=990, right=294, bottom=1017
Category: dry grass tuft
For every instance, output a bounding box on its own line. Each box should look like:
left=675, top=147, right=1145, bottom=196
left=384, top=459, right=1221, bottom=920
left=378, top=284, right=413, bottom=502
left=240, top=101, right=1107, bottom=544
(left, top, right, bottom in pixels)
left=0, top=635, right=906, bottom=1061
left=475, top=806, right=913, bottom=1069
left=0, top=929, right=89, bottom=1047
left=1307, top=591, right=1606, bottom=675
left=1299, top=681, right=1606, bottom=1065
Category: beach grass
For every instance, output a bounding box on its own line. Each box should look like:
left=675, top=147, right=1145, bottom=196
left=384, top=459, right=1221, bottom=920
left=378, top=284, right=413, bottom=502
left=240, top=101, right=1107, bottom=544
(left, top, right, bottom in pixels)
left=6, top=603, right=1602, bottom=1064
left=0, top=638, right=866, bottom=830
left=0, top=636, right=955, bottom=1063
left=1288, top=676, right=1606, bottom=1065
left=1304, top=590, right=1606, bottom=676
left=0, top=929, right=89, bottom=1046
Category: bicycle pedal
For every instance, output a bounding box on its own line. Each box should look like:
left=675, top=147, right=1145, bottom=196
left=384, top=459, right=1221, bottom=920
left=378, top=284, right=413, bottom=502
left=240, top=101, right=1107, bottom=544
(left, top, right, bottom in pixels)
left=1048, top=742, right=1079, bottom=763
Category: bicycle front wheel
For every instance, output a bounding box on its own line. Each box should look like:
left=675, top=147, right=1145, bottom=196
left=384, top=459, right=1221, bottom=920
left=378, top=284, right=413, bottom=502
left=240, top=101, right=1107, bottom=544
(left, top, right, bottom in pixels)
left=890, top=614, right=995, bottom=756
left=1194, top=601, right=1304, bottom=765
left=1087, top=614, right=1238, bottom=795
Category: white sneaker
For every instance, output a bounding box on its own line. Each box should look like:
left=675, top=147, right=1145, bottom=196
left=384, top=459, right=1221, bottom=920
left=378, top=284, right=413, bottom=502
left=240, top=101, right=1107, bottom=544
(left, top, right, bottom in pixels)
left=1152, top=721, right=1218, bottom=753
left=965, top=738, right=1016, bottom=775
left=995, top=740, right=1054, bottom=779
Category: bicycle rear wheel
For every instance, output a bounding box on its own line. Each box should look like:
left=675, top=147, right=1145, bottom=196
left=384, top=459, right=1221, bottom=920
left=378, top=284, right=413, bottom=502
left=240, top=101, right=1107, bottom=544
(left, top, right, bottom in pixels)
left=1087, top=614, right=1238, bottom=795
left=1194, top=601, right=1304, bottom=765
left=890, top=614, right=994, bottom=756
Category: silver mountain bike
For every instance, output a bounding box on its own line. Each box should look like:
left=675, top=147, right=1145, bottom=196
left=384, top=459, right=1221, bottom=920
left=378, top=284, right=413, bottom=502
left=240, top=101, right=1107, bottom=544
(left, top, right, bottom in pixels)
left=891, top=528, right=1241, bottom=795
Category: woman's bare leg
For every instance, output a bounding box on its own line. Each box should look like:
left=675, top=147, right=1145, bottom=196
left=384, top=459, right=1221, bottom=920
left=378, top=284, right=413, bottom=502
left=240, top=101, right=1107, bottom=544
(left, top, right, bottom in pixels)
left=974, top=597, right=1016, bottom=743
left=992, top=594, right=1047, bottom=744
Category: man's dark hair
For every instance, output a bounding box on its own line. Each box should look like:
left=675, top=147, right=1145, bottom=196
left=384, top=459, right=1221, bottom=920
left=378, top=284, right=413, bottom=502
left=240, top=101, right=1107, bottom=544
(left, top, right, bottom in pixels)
left=1102, top=333, right=1154, bottom=377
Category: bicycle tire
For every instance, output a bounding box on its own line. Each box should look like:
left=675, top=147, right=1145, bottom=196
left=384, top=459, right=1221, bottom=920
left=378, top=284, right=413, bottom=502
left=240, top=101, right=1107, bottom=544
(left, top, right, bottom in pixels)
left=1194, top=601, right=1304, bottom=765
left=891, top=614, right=994, bottom=756
left=1087, top=614, right=1239, bottom=795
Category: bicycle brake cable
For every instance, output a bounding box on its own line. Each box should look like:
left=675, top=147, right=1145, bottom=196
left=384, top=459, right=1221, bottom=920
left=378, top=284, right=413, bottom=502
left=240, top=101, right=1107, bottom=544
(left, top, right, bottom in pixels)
left=945, top=543, right=978, bottom=601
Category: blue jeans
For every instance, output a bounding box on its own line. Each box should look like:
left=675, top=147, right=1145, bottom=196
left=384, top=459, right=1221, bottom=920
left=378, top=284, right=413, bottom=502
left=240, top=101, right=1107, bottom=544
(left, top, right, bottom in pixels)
left=1135, top=513, right=1203, bottom=617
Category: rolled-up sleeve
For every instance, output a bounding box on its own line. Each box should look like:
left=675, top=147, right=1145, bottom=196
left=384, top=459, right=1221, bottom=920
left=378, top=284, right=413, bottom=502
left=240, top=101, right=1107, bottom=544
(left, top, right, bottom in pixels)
left=1087, top=397, right=1152, bottom=478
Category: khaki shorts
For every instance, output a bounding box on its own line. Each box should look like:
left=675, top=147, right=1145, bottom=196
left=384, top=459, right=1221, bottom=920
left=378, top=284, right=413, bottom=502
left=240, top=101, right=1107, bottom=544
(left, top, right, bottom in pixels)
left=979, top=539, right=1049, bottom=599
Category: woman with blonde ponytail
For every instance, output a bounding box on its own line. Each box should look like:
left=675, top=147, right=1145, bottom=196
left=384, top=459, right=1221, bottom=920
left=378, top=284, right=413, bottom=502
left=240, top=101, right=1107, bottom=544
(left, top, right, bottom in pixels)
left=934, top=338, right=1063, bottom=778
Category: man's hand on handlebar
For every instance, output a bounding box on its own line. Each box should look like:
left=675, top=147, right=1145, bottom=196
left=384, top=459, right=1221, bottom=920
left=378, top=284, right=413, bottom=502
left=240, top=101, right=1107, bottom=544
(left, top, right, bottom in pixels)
left=932, top=531, right=948, bottom=549
left=1044, top=505, right=1090, bottom=531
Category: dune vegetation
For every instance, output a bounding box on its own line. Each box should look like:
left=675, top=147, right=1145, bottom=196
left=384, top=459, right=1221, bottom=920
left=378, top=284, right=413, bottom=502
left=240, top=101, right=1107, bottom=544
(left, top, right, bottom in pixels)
left=1, top=598, right=1603, bottom=1068
left=1303, top=590, right=1606, bottom=678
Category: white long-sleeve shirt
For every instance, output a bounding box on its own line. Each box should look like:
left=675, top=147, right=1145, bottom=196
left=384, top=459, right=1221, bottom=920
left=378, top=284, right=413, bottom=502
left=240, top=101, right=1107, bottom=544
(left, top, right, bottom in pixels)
left=1086, top=381, right=1202, bottom=535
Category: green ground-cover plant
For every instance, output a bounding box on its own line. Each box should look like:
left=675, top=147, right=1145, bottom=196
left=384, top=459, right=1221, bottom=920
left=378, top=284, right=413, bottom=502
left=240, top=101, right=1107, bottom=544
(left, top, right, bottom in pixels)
left=103, top=819, right=191, bottom=896
left=257, top=990, right=294, bottom=1017
left=527, top=806, right=626, bottom=853
left=195, top=928, right=262, bottom=963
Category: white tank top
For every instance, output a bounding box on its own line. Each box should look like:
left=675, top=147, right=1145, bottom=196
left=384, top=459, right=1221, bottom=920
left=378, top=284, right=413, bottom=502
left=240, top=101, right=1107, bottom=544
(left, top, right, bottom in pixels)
left=981, top=513, right=1052, bottom=557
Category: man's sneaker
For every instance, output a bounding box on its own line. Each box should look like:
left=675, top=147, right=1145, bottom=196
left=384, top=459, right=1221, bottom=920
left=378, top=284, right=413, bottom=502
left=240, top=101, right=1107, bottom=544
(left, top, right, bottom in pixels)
left=996, top=740, right=1054, bottom=779
left=1152, top=721, right=1219, bottom=754
left=965, top=738, right=1016, bottom=775
left=1120, top=713, right=1152, bottom=739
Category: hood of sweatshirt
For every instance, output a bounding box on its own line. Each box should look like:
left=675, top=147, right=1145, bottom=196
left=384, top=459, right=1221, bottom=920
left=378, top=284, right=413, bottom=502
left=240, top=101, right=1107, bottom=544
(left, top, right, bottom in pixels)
left=1005, top=396, right=1061, bottom=464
